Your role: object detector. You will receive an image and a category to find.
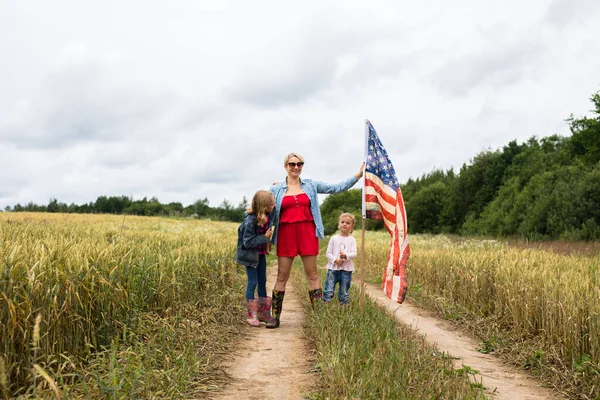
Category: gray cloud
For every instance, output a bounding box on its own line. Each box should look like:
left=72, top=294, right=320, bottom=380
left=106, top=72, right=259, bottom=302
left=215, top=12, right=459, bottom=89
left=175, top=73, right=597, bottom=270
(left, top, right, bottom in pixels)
left=432, top=37, right=547, bottom=96
left=545, top=0, right=600, bottom=28
left=226, top=12, right=379, bottom=108
left=1, top=68, right=185, bottom=149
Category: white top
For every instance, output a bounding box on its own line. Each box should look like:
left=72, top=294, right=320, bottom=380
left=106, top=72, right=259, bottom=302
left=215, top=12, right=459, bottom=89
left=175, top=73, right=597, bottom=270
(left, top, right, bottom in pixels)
left=325, top=234, right=357, bottom=272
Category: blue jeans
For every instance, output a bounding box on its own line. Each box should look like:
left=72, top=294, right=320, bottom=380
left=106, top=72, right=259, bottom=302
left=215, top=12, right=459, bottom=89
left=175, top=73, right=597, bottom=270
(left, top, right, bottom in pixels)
left=245, top=254, right=267, bottom=299
left=323, top=270, right=353, bottom=304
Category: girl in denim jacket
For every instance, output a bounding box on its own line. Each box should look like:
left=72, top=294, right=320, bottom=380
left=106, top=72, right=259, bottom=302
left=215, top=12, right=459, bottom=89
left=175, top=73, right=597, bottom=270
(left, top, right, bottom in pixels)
left=236, top=190, right=275, bottom=326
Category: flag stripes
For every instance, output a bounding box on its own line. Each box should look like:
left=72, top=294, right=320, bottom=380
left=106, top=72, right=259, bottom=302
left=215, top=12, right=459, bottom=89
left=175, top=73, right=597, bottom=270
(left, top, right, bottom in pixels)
left=362, top=120, right=410, bottom=303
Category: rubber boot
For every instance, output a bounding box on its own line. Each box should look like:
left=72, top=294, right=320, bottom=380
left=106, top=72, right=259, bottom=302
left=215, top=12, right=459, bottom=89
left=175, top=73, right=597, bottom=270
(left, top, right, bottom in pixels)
left=266, top=290, right=285, bottom=329
left=257, top=296, right=274, bottom=323
left=246, top=299, right=260, bottom=327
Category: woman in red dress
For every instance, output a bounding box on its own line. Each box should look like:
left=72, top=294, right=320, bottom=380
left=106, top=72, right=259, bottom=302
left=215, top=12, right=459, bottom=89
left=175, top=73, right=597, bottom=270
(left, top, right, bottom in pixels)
left=266, top=153, right=364, bottom=328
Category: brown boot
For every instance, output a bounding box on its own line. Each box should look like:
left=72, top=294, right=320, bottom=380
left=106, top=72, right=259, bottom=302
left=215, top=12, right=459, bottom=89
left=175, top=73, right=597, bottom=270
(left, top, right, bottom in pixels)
left=266, top=290, right=285, bottom=329
left=257, top=296, right=274, bottom=323
left=308, top=288, right=323, bottom=308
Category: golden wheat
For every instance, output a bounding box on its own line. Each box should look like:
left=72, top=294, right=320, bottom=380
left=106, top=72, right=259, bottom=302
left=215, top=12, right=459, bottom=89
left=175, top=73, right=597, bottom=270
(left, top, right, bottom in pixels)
left=363, top=232, right=599, bottom=398
left=0, top=212, right=241, bottom=397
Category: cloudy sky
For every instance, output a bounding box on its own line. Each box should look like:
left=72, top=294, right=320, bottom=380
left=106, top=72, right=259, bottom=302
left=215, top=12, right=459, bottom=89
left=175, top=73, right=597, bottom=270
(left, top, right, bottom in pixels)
left=1, top=0, right=599, bottom=210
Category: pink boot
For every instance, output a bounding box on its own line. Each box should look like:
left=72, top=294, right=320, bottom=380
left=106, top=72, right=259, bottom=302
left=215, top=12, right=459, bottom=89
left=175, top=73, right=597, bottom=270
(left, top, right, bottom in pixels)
left=246, top=299, right=260, bottom=327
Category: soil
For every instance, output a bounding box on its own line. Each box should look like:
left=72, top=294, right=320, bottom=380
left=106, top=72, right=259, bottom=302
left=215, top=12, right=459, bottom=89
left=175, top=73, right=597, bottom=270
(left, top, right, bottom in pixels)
left=505, top=239, right=600, bottom=257
left=365, top=285, right=563, bottom=400
left=212, top=267, right=564, bottom=400
left=210, top=267, right=316, bottom=400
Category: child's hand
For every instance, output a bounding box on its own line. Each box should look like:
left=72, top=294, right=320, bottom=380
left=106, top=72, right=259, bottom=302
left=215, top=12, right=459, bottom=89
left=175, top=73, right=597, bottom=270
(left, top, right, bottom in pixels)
left=335, top=258, right=344, bottom=266
left=265, top=228, right=273, bottom=239
left=339, top=251, right=347, bottom=260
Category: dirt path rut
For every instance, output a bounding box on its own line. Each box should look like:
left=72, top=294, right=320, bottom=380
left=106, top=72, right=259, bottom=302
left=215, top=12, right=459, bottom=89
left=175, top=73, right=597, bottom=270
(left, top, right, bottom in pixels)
left=211, top=268, right=315, bottom=400
left=365, top=283, right=563, bottom=400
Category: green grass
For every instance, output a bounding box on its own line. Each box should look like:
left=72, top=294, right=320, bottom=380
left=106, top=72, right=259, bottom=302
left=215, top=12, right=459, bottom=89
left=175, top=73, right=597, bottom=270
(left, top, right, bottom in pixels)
left=294, top=246, right=487, bottom=399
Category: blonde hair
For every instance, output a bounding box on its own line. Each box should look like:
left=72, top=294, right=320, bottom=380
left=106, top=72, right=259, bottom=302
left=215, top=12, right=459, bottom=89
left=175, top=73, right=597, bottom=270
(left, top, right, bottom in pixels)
left=339, top=212, right=356, bottom=233
left=283, top=152, right=304, bottom=167
left=246, top=190, right=274, bottom=226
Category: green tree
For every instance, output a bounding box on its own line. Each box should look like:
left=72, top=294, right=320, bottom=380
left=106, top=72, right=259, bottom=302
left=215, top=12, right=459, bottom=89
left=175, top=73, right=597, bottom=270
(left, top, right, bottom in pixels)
left=405, top=181, right=448, bottom=233
left=238, top=196, right=248, bottom=211
left=47, top=198, right=59, bottom=213
left=189, top=198, right=210, bottom=217
left=320, top=189, right=382, bottom=235
left=567, top=91, right=600, bottom=165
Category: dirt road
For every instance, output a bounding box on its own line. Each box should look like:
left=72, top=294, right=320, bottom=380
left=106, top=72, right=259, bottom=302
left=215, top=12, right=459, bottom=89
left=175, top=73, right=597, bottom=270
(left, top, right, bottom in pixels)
left=211, top=268, right=316, bottom=400
left=213, top=269, right=563, bottom=399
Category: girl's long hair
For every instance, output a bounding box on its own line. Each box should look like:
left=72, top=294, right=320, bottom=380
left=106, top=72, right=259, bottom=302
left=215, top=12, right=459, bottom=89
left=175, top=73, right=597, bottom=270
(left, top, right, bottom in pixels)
left=246, top=190, right=273, bottom=226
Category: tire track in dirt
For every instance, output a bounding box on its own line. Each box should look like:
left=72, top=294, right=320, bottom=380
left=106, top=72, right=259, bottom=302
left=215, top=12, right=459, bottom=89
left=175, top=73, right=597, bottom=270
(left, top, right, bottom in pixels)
left=210, top=267, right=316, bottom=400
left=364, top=283, right=564, bottom=400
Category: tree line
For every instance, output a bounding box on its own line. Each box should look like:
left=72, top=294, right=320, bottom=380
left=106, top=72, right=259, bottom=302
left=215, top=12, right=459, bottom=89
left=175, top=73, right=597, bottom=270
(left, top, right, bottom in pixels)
left=320, top=90, right=600, bottom=241
left=4, top=195, right=249, bottom=222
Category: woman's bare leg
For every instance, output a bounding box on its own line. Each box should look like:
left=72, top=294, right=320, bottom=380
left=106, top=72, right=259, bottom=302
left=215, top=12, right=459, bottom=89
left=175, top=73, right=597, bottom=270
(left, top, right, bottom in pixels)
left=274, top=256, right=294, bottom=291
left=301, top=255, right=321, bottom=290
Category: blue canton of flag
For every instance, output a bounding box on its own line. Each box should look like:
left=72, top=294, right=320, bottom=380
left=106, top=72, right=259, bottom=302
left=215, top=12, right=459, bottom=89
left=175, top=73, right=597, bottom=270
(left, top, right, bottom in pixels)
left=365, top=124, right=400, bottom=193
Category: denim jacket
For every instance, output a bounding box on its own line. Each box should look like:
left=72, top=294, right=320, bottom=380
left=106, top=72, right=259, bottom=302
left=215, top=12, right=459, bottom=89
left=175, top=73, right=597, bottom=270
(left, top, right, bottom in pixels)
left=236, top=214, right=269, bottom=268
left=269, top=176, right=359, bottom=245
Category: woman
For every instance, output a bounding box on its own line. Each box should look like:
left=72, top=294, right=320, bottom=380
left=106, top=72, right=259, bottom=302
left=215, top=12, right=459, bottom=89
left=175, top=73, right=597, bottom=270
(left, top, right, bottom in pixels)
left=266, top=152, right=364, bottom=328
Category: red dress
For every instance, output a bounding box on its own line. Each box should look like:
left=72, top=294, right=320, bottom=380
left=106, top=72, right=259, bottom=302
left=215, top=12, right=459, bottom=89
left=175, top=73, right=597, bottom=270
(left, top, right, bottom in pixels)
left=276, top=193, right=319, bottom=257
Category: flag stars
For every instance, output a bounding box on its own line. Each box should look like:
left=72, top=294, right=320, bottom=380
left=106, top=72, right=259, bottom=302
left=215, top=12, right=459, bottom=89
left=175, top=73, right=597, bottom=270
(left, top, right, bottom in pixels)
left=366, top=124, right=400, bottom=190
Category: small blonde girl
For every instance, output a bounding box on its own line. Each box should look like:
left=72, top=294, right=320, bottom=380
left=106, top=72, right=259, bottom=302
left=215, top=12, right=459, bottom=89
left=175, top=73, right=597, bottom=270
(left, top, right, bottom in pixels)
left=322, top=212, right=357, bottom=305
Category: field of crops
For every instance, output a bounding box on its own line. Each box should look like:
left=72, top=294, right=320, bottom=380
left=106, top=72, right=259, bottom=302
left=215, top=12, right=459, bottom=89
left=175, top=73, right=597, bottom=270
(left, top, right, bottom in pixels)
left=0, top=212, right=244, bottom=398
left=364, top=232, right=600, bottom=399
left=2, top=212, right=598, bottom=399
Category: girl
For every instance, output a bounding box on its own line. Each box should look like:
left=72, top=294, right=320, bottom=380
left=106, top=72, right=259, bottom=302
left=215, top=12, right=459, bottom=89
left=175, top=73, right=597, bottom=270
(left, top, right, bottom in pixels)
left=323, top=212, right=357, bottom=305
left=236, top=190, right=275, bottom=326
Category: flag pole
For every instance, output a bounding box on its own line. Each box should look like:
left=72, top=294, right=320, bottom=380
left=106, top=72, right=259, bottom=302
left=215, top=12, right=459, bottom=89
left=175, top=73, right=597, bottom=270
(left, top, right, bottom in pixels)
left=360, top=119, right=369, bottom=310
left=360, top=213, right=365, bottom=310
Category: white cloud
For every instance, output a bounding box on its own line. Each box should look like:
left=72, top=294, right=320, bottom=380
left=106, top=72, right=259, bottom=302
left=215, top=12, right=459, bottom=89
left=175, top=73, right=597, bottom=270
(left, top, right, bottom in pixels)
left=1, top=0, right=600, bottom=210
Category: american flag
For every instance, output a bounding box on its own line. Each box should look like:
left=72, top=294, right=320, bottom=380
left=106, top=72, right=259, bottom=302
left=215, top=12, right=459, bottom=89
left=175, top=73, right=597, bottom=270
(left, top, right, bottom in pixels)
left=362, top=120, right=410, bottom=303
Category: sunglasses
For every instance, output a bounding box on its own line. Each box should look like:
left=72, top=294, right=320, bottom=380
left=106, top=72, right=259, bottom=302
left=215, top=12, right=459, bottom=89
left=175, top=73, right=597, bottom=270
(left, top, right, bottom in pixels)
left=287, top=162, right=304, bottom=168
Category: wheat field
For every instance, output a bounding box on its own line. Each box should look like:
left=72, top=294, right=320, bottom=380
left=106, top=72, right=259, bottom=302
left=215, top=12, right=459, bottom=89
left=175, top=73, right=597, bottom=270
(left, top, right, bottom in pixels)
left=364, top=232, right=600, bottom=399
left=0, top=212, right=243, bottom=398
left=2, top=213, right=599, bottom=399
